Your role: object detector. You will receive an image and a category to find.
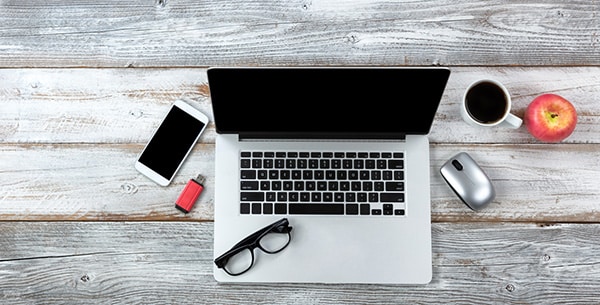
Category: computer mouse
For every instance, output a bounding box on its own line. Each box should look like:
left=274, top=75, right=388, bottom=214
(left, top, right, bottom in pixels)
left=440, top=152, right=496, bottom=211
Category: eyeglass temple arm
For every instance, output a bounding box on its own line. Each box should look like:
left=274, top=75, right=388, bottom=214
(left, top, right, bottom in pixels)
left=229, top=218, right=291, bottom=249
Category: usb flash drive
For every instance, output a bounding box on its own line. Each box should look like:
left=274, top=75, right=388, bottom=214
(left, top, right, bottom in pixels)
left=175, top=174, right=205, bottom=213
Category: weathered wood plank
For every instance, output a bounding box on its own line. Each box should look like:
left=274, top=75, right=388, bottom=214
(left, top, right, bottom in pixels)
left=0, top=1, right=598, bottom=67
left=0, top=221, right=599, bottom=304
left=1, top=67, right=599, bottom=145
left=1, top=143, right=598, bottom=222
left=0, top=143, right=215, bottom=221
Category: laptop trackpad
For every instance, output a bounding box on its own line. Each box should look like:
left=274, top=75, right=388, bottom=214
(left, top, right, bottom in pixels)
left=219, top=216, right=432, bottom=284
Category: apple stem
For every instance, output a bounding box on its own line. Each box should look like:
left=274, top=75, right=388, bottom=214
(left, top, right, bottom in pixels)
left=551, top=113, right=558, bottom=118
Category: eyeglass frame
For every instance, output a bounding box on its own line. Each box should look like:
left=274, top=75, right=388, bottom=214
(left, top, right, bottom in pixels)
left=214, top=218, right=293, bottom=276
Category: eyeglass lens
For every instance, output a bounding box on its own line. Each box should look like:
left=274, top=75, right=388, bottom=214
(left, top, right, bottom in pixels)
left=223, top=230, right=291, bottom=275
left=224, top=248, right=253, bottom=275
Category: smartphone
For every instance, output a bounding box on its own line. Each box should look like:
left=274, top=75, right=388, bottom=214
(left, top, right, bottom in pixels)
left=135, top=99, right=209, bottom=186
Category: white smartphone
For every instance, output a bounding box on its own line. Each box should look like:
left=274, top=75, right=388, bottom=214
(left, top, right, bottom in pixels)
left=135, top=99, right=209, bottom=186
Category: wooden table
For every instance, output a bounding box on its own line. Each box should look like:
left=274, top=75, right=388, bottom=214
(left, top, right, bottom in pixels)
left=1, top=1, right=599, bottom=303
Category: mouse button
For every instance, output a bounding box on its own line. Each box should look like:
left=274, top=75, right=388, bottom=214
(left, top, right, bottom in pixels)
left=442, top=172, right=467, bottom=197
left=451, top=160, right=463, bottom=171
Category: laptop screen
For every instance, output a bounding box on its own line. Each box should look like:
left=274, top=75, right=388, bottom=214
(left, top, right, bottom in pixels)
left=208, top=67, right=450, bottom=139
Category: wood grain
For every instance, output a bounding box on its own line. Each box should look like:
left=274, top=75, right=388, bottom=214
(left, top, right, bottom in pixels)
left=0, top=1, right=598, bottom=67
left=1, top=67, right=599, bottom=145
left=1, top=143, right=598, bottom=222
left=2, top=0, right=600, bottom=302
left=1, top=221, right=599, bottom=304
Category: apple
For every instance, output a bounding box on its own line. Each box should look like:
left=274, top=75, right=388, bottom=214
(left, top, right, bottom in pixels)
left=524, top=93, right=577, bottom=142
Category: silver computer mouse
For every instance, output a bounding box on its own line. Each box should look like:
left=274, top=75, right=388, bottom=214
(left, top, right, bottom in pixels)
left=440, top=152, right=496, bottom=211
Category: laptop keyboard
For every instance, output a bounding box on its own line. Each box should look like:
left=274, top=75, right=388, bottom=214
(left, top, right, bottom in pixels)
left=239, top=151, right=406, bottom=216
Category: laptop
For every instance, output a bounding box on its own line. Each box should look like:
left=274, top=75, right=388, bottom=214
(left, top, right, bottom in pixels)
left=208, top=67, right=450, bottom=284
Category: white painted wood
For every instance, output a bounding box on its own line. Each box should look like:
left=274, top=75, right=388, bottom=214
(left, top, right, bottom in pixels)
left=0, top=1, right=598, bottom=67
left=0, top=222, right=599, bottom=304
left=1, top=143, right=598, bottom=222
left=1, top=67, right=598, bottom=145
left=1, top=0, right=600, bottom=302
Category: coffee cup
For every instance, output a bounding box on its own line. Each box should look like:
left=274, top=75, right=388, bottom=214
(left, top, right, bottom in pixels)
left=461, top=79, right=522, bottom=129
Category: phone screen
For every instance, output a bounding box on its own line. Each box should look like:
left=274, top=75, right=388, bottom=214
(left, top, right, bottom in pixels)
left=138, top=105, right=206, bottom=180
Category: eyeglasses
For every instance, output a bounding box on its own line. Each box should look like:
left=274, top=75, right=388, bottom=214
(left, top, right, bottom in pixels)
left=214, top=218, right=293, bottom=276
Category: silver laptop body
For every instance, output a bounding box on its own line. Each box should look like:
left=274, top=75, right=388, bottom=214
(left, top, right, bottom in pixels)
left=208, top=67, right=450, bottom=284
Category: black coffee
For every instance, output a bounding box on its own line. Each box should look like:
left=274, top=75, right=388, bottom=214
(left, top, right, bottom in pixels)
left=465, top=82, right=508, bottom=124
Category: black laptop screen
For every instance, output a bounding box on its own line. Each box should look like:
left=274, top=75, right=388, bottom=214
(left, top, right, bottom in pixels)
left=207, top=67, right=450, bottom=139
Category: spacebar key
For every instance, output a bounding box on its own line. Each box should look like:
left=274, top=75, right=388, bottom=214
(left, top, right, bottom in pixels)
left=289, top=204, right=344, bottom=215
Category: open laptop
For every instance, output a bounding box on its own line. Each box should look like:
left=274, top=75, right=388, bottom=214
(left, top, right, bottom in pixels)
left=208, top=67, right=450, bottom=284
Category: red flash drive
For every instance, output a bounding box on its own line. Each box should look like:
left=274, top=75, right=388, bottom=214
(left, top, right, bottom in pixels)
left=175, top=175, right=205, bottom=213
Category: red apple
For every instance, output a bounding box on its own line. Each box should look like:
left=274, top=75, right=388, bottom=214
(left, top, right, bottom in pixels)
left=524, top=93, right=577, bottom=142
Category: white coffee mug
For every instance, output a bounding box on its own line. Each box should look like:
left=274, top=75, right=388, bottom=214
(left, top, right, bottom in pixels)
left=461, top=79, right=522, bottom=129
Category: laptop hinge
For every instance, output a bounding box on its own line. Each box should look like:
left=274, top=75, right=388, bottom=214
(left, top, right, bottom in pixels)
left=238, top=132, right=407, bottom=141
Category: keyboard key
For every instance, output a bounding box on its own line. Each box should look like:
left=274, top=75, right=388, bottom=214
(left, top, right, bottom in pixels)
left=346, top=204, right=359, bottom=215
left=241, top=170, right=256, bottom=179
left=380, top=193, right=405, bottom=202
left=311, top=192, right=322, bottom=202
left=368, top=193, right=378, bottom=202
left=383, top=204, right=393, bottom=215
left=240, top=203, right=250, bottom=214
left=388, top=159, right=404, bottom=169
left=241, top=192, right=264, bottom=201
left=275, top=203, right=287, bottom=214
left=300, top=192, right=310, bottom=201
left=360, top=204, right=370, bottom=215
left=289, top=203, right=344, bottom=215
left=385, top=182, right=404, bottom=191
left=277, top=192, right=287, bottom=201
left=272, top=181, right=281, bottom=190
left=260, top=181, right=270, bottom=190
left=251, top=203, right=261, bottom=214
left=289, top=192, right=299, bottom=201
left=241, top=181, right=259, bottom=190
left=346, top=192, right=356, bottom=202
left=241, top=159, right=251, bottom=168
left=263, top=203, right=273, bottom=214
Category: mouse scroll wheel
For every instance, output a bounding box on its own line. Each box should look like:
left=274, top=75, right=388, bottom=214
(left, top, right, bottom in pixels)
left=452, top=160, right=463, bottom=171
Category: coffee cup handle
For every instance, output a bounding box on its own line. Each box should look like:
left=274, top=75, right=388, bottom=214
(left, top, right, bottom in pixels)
left=500, top=113, right=523, bottom=129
